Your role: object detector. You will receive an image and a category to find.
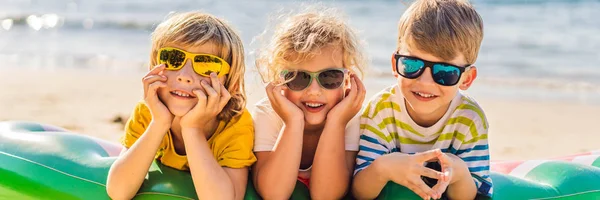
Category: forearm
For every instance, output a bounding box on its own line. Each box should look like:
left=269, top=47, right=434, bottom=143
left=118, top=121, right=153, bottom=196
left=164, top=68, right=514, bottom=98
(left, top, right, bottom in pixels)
left=446, top=174, right=477, bottom=200
left=352, top=157, right=390, bottom=200
left=182, top=128, right=237, bottom=200
left=106, top=122, right=169, bottom=200
left=447, top=157, right=477, bottom=200
left=310, top=123, right=350, bottom=199
left=254, top=122, right=304, bottom=199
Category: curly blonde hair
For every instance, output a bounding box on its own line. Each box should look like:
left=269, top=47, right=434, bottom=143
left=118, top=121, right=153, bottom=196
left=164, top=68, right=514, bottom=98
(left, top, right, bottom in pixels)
left=255, top=6, right=367, bottom=83
left=150, top=11, right=246, bottom=121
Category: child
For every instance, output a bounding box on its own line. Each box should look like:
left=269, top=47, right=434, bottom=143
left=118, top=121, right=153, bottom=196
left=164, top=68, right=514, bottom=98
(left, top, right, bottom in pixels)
left=352, top=0, right=492, bottom=199
left=106, top=12, right=256, bottom=200
left=251, top=7, right=367, bottom=199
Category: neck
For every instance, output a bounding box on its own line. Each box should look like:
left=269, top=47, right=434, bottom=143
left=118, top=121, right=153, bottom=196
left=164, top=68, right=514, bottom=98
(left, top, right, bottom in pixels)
left=170, top=116, right=219, bottom=140
left=303, top=123, right=325, bottom=136
left=405, top=100, right=450, bottom=128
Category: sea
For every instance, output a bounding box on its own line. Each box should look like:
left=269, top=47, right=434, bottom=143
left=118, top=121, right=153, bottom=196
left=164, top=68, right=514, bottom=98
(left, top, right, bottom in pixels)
left=0, top=0, right=599, bottom=104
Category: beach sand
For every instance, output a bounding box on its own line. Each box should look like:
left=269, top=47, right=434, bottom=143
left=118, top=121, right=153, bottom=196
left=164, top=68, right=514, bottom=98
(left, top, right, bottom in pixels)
left=1, top=69, right=598, bottom=161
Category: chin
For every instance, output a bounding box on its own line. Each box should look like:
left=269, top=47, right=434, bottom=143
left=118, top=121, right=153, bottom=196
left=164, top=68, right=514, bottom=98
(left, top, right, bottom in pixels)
left=166, top=105, right=193, bottom=117
left=304, top=112, right=326, bottom=126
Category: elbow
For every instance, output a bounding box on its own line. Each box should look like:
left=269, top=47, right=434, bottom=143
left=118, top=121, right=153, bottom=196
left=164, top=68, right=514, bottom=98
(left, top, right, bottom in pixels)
left=106, top=170, right=135, bottom=200
left=257, top=188, right=292, bottom=200
left=310, top=189, right=347, bottom=200
left=106, top=184, right=135, bottom=200
left=256, top=182, right=293, bottom=200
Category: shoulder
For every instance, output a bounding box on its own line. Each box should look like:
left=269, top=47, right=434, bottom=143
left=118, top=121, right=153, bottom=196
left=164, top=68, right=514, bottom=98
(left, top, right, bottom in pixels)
left=362, top=84, right=402, bottom=119
left=225, top=108, right=254, bottom=130
left=251, top=97, right=282, bottom=124
left=451, top=93, right=489, bottom=128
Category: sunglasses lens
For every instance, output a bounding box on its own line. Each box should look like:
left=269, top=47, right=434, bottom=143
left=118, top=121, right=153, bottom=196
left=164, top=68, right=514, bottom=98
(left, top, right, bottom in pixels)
left=286, top=71, right=311, bottom=91
left=399, top=57, right=425, bottom=78
left=193, top=55, right=224, bottom=76
left=159, top=49, right=186, bottom=69
left=318, top=70, right=345, bottom=89
left=432, top=64, right=461, bottom=86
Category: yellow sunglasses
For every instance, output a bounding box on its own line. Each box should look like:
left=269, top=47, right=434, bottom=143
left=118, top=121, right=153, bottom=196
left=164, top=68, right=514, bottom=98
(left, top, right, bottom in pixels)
left=156, top=47, right=230, bottom=77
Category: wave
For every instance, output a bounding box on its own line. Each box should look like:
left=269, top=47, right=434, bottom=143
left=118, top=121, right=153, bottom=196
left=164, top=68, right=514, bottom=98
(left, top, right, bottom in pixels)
left=0, top=14, right=157, bottom=31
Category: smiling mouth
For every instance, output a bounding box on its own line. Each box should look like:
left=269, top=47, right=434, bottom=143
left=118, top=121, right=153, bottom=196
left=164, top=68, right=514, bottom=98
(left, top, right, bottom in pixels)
left=170, top=90, right=195, bottom=98
left=413, top=91, right=437, bottom=98
left=305, top=102, right=324, bottom=108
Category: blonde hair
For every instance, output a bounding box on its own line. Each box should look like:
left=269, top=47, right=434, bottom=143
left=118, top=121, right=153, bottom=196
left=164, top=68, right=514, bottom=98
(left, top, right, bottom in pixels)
left=398, top=0, right=483, bottom=64
left=255, top=6, right=367, bottom=83
left=150, top=11, right=246, bottom=121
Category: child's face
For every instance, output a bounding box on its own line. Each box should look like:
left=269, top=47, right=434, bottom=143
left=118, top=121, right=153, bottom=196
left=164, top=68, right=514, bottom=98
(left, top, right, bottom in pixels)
left=395, top=46, right=476, bottom=123
left=283, top=45, right=346, bottom=128
left=157, top=42, right=227, bottom=117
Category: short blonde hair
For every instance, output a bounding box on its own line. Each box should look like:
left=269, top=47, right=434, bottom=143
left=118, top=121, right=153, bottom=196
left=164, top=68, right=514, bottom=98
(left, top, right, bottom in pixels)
left=398, top=0, right=483, bottom=64
left=256, top=6, right=367, bottom=83
left=150, top=12, right=246, bottom=121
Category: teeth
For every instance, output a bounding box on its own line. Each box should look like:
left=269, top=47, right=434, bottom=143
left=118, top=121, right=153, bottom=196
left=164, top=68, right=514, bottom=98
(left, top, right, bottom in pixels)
left=415, top=92, right=435, bottom=98
left=305, top=103, right=323, bottom=108
left=173, top=91, right=190, bottom=97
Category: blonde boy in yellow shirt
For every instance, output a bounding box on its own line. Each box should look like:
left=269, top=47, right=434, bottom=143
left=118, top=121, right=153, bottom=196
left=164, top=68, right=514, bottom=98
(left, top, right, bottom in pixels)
left=106, top=12, right=255, bottom=200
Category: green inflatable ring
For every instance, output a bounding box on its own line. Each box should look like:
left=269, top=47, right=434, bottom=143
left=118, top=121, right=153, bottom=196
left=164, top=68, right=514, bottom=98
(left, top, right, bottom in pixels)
left=1, top=121, right=600, bottom=199
left=0, top=121, right=316, bottom=200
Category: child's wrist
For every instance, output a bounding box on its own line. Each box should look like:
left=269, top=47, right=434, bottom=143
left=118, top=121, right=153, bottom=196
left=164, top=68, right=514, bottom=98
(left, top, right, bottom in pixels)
left=283, top=118, right=304, bottom=128
left=149, top=121, right=170, bottom=132
left=372, top=155, right=392, bottom=182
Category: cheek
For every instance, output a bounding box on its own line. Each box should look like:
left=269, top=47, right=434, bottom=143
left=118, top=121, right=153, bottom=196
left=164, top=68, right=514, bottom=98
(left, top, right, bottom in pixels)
left=325, top=89, right=344, bottom=104
left=283, top=90, right=302, bottom=103
left=399, top=77, right=414, bottom=87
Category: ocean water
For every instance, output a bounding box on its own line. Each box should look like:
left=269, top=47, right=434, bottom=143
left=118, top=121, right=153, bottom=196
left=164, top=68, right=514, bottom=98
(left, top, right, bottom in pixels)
left=0, top=0, right=599, bottom=104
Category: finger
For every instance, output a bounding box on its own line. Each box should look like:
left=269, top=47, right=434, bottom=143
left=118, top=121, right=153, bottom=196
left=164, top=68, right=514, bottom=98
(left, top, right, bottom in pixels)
left=192, top=89, right=207, bottom=108
left=142, top=75, right=167, bottom=85
left=355, top=75, right=366, bottom=104
left=436, top=153, right=453, bottom=182
left=419, top=166, right=443, bottom=180
left=147, top=81, right=167, bottom=99
left=146, top=64, right=166, bottom=76
left=412, top=180, right=436, bottom=200
left=143, top=75, right=167, bottom=97
left=201, top=80, right=219, bottom=108
left=218, top=83, right=231, bottom=109
left=432, top=181, right=449, bottom=199
left=406, top=182, right=431, bottom=200
left=271, top=84, right=288, bottom=105
left=210, top=73, right=220, bottom=96
left=415, top=149, right=443, bottom=162
left=347, top=74, right=358, bottom=100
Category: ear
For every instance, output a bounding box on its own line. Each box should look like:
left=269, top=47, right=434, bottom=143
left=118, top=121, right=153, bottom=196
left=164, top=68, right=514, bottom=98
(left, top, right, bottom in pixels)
left=459, top=66, right=477, bottom=90
left=391, top=54, right=399, bottom=78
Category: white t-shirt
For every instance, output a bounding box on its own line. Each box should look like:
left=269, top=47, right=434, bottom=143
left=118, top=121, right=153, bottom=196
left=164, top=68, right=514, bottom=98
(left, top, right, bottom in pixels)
left=252, top=98, right=361, bottom=152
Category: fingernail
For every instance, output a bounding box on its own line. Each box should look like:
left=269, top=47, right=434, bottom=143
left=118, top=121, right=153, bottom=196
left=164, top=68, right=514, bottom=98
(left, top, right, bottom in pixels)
left=211, top=72, right=217, bottom=77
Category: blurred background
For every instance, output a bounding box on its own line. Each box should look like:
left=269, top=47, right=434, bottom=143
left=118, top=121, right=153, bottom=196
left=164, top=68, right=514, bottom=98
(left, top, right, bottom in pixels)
left=1, top=0, right=599, bottom=160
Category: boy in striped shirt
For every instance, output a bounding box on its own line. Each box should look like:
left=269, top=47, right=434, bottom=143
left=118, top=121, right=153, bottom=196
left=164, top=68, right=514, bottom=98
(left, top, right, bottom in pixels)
left=352, top=0, right=492, bottom=199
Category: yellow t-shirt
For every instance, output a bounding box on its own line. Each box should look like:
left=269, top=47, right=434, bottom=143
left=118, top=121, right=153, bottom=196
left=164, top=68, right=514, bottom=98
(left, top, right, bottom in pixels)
left=120, top=102, right=256, bottom=170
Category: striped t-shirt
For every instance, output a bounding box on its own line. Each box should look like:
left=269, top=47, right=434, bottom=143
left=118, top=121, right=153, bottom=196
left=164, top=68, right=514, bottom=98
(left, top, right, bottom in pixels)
left=355, top=85, right=493, bottom=197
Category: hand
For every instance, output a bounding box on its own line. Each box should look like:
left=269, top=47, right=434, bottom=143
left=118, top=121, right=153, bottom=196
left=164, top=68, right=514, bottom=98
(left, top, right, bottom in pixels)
left=143, top=64, right=173, bottom=126
left=265, top=81, right=303, bottom=125
left=326, top=74, right=366, bottom=126
left=379, top=149, right=446, bottom=200
left=430, top=153, right=454, bottom=199
left=180, top=73, right=231, bottom=134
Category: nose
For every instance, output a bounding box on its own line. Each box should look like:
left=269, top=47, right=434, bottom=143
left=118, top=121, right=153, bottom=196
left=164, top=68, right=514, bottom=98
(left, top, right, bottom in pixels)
left=176, top=60, right=196, bottom=84
left=305, top=76, right=322, bottom=96
left=416, top=67, right=436, bottom=86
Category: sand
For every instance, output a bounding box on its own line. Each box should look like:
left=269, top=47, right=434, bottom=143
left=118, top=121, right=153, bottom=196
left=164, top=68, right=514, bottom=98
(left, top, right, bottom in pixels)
left=1, top=68, right=598, bottom=161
